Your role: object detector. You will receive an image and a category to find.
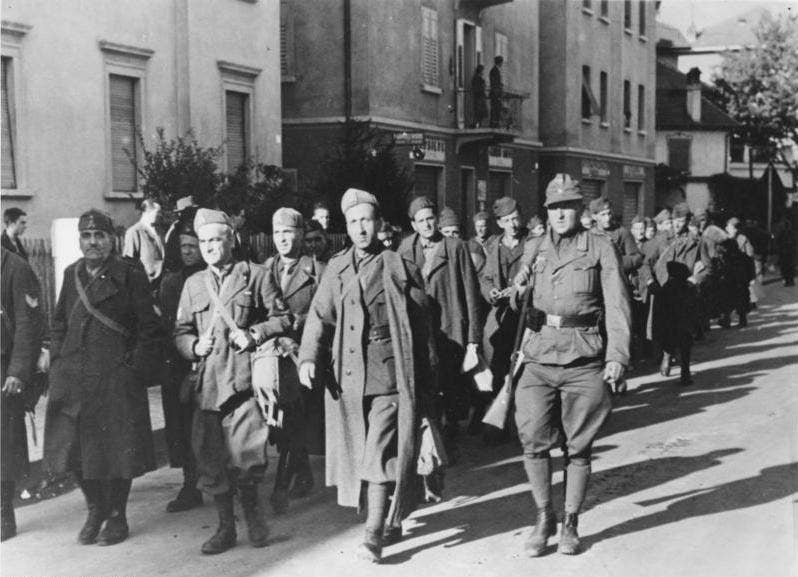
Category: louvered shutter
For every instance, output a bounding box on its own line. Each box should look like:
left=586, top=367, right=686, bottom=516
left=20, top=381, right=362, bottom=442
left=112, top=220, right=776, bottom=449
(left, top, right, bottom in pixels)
left=110, top=74, right=138, bottom=192
left=668, top=138, right=691, bottom=174
left=280, top=1, right=293, bottom=78
left=622, top=182, right=641, bottom=227
left=226, top=91, right=248, bottom=171
left=422, top=7, right=439, bottom=87
left=580, top=179, right=604, bottom=203
left=1, top=57, right=16, bottom=189
left=414, top=165, right=439, bottom=200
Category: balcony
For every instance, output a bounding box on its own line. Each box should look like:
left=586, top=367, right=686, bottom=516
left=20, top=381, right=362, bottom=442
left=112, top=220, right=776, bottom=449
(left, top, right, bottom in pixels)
left=457, top=0, right=514, bottom=9
left=455, top=87, right=529, bottom=151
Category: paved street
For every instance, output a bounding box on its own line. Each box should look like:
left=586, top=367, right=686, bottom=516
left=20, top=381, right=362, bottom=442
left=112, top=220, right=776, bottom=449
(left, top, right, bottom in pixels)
left=2, top=280, right=796, bottom=577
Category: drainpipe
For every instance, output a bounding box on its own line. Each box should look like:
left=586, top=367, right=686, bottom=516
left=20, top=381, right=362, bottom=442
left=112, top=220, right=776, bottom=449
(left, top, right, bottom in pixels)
left=344, top=0, right=352, bottom=120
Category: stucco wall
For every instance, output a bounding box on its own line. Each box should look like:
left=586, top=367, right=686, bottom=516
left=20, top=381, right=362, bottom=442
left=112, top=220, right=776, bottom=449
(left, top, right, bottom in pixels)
left=656, top=130, right=728, bottom=176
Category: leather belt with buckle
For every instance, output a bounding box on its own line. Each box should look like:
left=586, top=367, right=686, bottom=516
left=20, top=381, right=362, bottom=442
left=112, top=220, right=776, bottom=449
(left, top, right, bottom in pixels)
left=544, top=312, right=599, bottom=329
left=367, top=325, right=391, bottom=342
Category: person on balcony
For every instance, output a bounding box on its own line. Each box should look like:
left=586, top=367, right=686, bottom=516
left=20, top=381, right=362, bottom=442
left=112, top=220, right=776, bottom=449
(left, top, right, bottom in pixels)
left=489, top=56, right=504, bottom=128
left=471, top=64, right=488, bottom=128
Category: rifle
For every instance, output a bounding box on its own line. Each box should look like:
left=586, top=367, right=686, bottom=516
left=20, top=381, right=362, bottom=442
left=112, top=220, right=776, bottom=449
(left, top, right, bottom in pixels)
left=482, top=279, right=533, bottom=430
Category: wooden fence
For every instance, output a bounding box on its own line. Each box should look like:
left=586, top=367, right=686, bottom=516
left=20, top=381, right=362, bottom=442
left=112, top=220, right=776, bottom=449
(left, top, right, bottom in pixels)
left=21, top=232, right=351, bottom=327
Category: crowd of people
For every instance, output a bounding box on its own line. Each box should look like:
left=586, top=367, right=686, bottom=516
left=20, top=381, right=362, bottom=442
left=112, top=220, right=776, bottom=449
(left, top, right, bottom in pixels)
left=0, top=180, right=795, bottom=564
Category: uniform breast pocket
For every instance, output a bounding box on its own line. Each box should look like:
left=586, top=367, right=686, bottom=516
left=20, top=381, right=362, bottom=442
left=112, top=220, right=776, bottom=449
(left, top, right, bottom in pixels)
left=573, top=261, right=598, bottom=294
left=233, top=296, right=254, bottom=326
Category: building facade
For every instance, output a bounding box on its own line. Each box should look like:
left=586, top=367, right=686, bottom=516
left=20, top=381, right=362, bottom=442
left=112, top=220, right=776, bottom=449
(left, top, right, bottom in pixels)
left=538, top=0, right=657, bottom=225
left=281, top=0, right=541, bottom=229
left=1, top=0, right=282, bottom=238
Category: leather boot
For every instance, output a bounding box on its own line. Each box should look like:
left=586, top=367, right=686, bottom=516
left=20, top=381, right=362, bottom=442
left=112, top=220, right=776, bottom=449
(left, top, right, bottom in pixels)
left=201, top=492, right=237, bottom=555
left=382, top=523, right=403, bottom=546
left=77, top=479, right=107, bottom=545
left=558, top=513, right=581, bottom=555
left=288, top=449, right=314, bottom=499
left=97, top=479, right=130, bottom=546
left=270, top=450, right=291, bottom=515
left=239, top=484, right=269, bottom=548
left=525, top=504, right=556, bottom=557
left=1, top=481, right=17, bottom=542
left=680, top=347, right=693, bottom=386
left=356, top=528, right=383, bottom=563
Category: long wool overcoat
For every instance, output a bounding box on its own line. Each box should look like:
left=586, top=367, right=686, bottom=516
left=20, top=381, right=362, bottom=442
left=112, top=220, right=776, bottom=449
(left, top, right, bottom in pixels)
left=44, top=256, right=162, bottom=479
left=298, top=248, right=436, bottom=527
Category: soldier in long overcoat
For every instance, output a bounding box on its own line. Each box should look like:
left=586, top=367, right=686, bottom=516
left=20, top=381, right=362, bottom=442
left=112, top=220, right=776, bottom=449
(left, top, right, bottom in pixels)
left=298, top=188, right=436, bottom=563
left=398, top=197, right=482, bottom=448
left=44, top=210, right=162, bottom=546
left=1, top=248, right=45, bottom=541
left=263, top=208, right=326, bottom=514
left=174, top=208, right=291, bottom=555
left=158, top=220, right=205, bottom=513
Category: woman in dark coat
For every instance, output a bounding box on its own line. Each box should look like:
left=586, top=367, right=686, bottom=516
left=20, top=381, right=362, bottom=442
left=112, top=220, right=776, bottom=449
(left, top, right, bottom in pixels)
left=44, top=210, right=162, bottom=546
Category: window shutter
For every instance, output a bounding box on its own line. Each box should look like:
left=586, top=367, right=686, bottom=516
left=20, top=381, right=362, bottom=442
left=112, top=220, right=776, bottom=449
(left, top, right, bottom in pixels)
left=422, top=7, right=439, bottom=87
left=668, top=138, right=691, bottom=174
left=1, top=57, right=16, bottom=189
left=226, top=91, right=248, bottom=171
left=280, top=1, right=293, bottom=78
left=109, top=74, right=138, bottom=192
left=580, top=179, right=604, bottom=202
left=622, top=182, right=641, bottom=226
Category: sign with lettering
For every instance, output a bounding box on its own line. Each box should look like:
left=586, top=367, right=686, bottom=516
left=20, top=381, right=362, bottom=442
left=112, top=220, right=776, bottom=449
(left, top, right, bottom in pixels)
left=581, top=160, right=610, bottom=179
left=394, top=132, right=425, bottom=145
left=623, top=164, right=646, bottom=180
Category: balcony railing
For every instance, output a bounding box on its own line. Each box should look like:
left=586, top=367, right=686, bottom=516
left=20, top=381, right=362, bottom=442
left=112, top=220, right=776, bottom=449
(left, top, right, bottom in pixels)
left=458, top=87, right=528, bottom=132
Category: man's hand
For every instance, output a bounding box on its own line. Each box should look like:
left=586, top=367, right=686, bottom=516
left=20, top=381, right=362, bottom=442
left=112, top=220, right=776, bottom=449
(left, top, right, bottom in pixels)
left=2, top=376, right=23, bottom=396
left=230, top=329, right=255, bottom=352
left=299, top=362, right=315, bottom=389
left=36, top=348, right=50, bottom=373
left=194, top=335, right=215, bottom=358
left=514, top=266, right=531, bottom=287
left=603, top=361, right=625, bottom=384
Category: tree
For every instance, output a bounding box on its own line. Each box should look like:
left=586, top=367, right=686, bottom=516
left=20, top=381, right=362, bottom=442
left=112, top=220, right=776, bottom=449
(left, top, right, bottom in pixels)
left=313, top=119, right=414, bottom=229
left=714, top=12, right=798, bottom=180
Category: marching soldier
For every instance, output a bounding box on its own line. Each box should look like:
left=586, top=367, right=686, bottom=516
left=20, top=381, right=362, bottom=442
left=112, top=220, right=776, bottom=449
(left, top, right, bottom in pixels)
left=298, top=188, right=436, bottom=563
left=174, top=208, right=291, bottom=554
left=513, top=175, right=631, bottom=556
left=263, top=208, right=326, bottom=514
left=438, top=207, right=462, bottom=239
left=44, top=210, right=162, bottom=546
left=1, top=248, right=45, bottom=540
left=399, top=197, right=482, bottom=452
left=158, top=220, right=205, bottom=513
left=590, top=197, right=643, bottom=275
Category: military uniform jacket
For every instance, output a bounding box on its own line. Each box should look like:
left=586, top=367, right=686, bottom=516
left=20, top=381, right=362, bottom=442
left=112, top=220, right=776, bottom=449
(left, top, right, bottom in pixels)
left=123, top=221, right=165, bottom=284
left=605, top=225, right=643, bottom=275
left=398, top=233, right=482, bottom=349
left=174, top=260, right=291, bottom=411
left=519, top=228, right=631, bottom=367
left=44, top=256, right=162, bottom=479
left=479, top=236, right=525, bottom=361
left=298, top=247, right=436, bottom=525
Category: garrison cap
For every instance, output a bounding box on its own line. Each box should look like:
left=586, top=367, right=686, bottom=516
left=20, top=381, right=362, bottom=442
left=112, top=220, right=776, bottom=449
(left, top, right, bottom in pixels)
left=439, top=207, right=460, bottom=228
left=473, top=211, right=490, bottom=223
left=408, top=196, right=436, bottom=219
left=544, top=174, right=583, bottom=207
left=194, top=208, right=232, bottom=231
left=589, top=196, right=612, bottom=214
left=272, top=207, right=304, bottom=229
left=653, top=209, right=672, bottom=224
left=672, top=202, right=692, bottom=219
left=78, top=209, right=114, bottom=234
left=630, top=214, right=646, bottom=226
left=493, top=196, right=518, bottom=218
left=175, top=195, right=197, bottom=213
left=340, top=187, right=378, bottom=215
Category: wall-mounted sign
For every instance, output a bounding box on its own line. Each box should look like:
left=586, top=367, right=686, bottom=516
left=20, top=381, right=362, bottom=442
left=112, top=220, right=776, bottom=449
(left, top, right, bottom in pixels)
left=581, top=160, right=610, bottom=179
left=394, top=132, right=425, bottom=145
left=623, top=164, right=646, bottom=180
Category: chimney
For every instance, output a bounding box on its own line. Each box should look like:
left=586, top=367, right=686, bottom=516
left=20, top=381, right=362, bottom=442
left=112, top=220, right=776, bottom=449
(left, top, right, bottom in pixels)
left=686, top=67, right=702, bottom=123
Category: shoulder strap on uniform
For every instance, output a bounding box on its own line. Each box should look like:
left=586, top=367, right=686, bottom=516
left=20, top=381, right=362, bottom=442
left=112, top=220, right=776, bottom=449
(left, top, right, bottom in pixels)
left=203, top=270, right=239, bottom=334
left=73, top=268, right=131, bottom=338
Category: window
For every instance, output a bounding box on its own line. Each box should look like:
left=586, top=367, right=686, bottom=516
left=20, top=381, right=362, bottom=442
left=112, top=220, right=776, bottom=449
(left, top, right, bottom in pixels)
left=730, top=136, right=745, bottom=163
left=668, top=137, right=691, bottom=173
left=415, top=164, right=444, bottom=207
left=582, top=0, right=592, bottom=10
left=280, top=0, right=295, bottom=81
left=622, top=182, right=641, bottom=226
left=580, top=179, right=605, bottom=202
left=637, top=84, right=645, bottom=131
left=488, top=170, right=511, bottom=199
left=2, top=56, right=16, bottom=189
left=495, top=31, right=508, bottom=63
left=599, top=71, right=608, bottom=123
left=623, top=80, right=631, bottom=129
left=421, top=7, right=439, bottom=88
left=109, top=74, right=139, bottom=192
left=582, top=66, right=599, bottom=120
left=639, top=1, right=646, bottom=36
left=600, top=0, right=609, bottom=18
left=624, top=0, right=632, bottom=30
left=225, top=90, right=249, bottom=171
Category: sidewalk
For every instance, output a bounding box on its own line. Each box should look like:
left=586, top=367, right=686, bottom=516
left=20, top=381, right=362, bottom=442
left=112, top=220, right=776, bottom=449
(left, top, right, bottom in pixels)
left=2, top=280, right=796, bottom=577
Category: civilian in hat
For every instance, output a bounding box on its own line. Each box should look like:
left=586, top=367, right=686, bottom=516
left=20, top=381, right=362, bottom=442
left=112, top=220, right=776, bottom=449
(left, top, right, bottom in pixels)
left=263, top=208, right=326, bottom=514
left=298, top=188, right=436, bottom=563
left=124, top=199, right=165, bottom=287
left=467, top=211, right=491, bottom=273
left=305, top=219, right=332, bottom=263
left=479, top=196, right=526, bottom=428
left=648, top=202, right=710, bottom=385
left=399, top=197, right=482, bottom=455
left=439, top=208, right=462, bottom=239
left=174, top=208, right=291, bottom=554
left=1, top=247, right=45, bottom=540
left=589, top=197, right=642, bottom=276
left=512, top=174, right=630, bottom=556
left=44, top=209, right=163, bottom=546
left=527, top=215, right=545, bottom=239
left=158, top=219, right=205, bottom=514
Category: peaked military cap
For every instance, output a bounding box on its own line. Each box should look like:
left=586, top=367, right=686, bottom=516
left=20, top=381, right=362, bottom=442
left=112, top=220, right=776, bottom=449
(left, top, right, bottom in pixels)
left=78, top=209, right=114, bottom=234
left=493, top=196, right=518, bottom=218
left=544, top=174, right=583, bottom=207
left=438, top=207, right=460, bottom=228
left=589, top=196, right=612, bottom=214
left=408, top=196, right=436, bottom=219
left=194, top=208, right=232, bottom=231
left=272, top=207, right=304, bottom=229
